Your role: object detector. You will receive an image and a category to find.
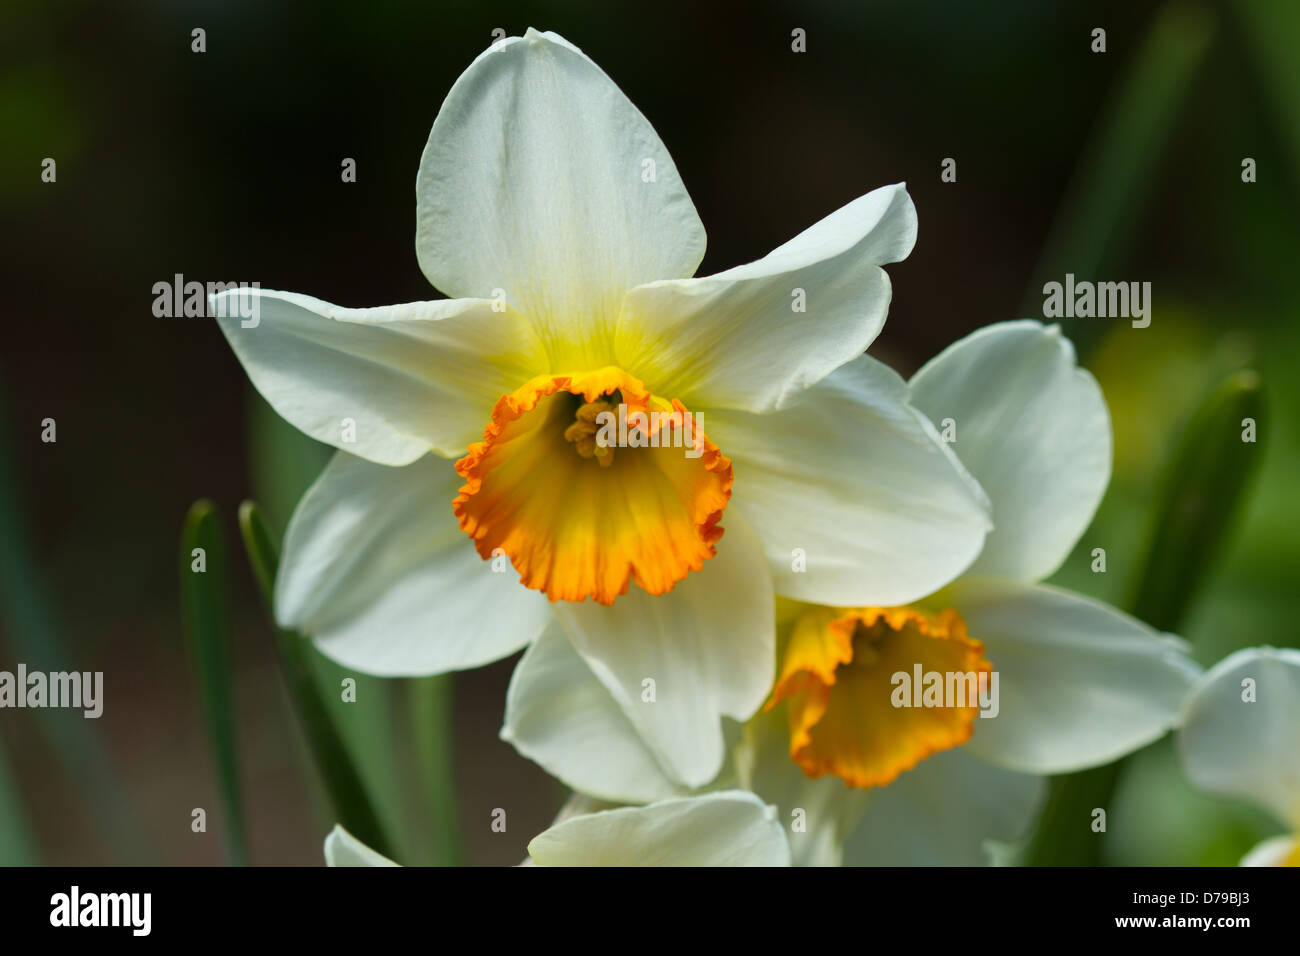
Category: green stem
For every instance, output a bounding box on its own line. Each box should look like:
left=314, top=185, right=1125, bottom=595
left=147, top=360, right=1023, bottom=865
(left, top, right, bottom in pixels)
left=410, top=674, right=465, bottom=865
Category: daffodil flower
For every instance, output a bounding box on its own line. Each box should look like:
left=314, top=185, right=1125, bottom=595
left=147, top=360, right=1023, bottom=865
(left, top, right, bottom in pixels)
left=213, top=28, right=991, bottom=785
left=503, top=320, right=1203, bottom=863
left=1177, top=646, right=1300, bottom=867
left=323, top=791, right=790, bottom=867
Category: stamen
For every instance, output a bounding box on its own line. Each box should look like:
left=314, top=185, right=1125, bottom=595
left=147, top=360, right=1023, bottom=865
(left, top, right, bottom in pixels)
left=564, top=397, right=618, bottom=467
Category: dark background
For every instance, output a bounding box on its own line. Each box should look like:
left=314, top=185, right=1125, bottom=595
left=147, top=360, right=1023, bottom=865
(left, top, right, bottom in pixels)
left=2, top=0, right=1297, bottom=865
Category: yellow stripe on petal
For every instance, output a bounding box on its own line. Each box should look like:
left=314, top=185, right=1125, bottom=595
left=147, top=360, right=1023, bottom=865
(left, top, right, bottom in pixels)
left=768, top=606, right=992, bottom=789
left=454, top=367, right=732, bottom=604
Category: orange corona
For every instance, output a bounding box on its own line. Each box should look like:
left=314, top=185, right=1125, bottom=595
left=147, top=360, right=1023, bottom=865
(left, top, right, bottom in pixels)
left=454, top=367, right=732, bottom=605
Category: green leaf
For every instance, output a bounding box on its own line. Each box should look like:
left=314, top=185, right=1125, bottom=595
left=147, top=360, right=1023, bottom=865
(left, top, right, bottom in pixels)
left=1020, top=0, right=1214, bottom=356
left=236, top=501, right=395, bottom=861
left=1234, top=0, right=1300, bottom=189
left=0, top=739, right=36, bottom=865
left=179, top=499, right=249, bottom=866
left=238, top=499, right=279, bottom=606
left=248, top=392, right=418, bottom=851
left=1127, top=371, right=1266, bottom=632
left=0, top=387, right=143, bottom=862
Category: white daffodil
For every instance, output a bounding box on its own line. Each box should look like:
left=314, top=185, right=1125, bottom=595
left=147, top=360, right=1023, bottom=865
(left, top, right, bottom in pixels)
left=213, top=28, right=991, bottom=787
left=323, top=791, right=790, bottom=867
left=1177, top=646, right=1300, bottom=867
left=503, top=320, right=1204, bottom=863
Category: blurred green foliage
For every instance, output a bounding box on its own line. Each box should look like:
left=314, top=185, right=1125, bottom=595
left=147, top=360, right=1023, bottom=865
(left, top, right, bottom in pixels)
left=0, top=742, right=36, bottom=865
left=237, top=500, right=395, bottom=860
left=1020, top=0, right=1299, bottom=865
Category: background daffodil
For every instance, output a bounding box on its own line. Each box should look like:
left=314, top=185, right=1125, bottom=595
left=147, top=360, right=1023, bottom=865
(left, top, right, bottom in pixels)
left=1177, top=647, right=1300, bottom=867
left=209, top=28, right=991, bottom=788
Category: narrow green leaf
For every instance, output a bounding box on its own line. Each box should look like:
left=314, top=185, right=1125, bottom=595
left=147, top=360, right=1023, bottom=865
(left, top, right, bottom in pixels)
left=236, top=500, right=394, bottom=860
left=0, top=738, right=36, bottom=865
left=1020, top=1, right=1214, bottom=355
left=246, top=398, right=415, bottom=853
left=1234, top=0, right=1300, bottom=188
left=238, top=499, right=279, bottom=606
left=1021, top=371, right=1266, bottom=866
left=303, top=655, right=412, bottom=859
left=179, top=499, right=248, bottom=866
left=1127, top=371, right=1266, bottom=632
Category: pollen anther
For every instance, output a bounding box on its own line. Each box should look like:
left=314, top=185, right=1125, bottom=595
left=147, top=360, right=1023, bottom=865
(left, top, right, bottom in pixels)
left=564, top=398, right=618, bottom=466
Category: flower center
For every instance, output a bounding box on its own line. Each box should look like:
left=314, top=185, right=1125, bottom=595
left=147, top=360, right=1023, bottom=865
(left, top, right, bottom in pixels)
left=562, top=396, right=620, bottom=467
left=454, top=367, right=732, bottom=605
left=766, top=605, right=993, bottom=789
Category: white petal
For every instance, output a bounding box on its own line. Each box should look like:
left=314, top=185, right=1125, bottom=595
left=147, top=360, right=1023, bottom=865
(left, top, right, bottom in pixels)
left=552, top=512, right=775, bottom=789
left=617, top=184, right=916, bottom=412
left=742, top=709, right=866, bottom=866
left=1177, top=646, right=1300, bottom=825
left=213, top=288, right=544, bottom=465
left=907, top=320, right=1111, bottom=581
left=707, top=354, right=991, bottom=607
left=275, top=451, right=553, bottom=676
left=1239, top=834, right=1298, bottom=867
left=323, top=825, right=399, bottom=866
left=415, top=29, right=705, bottom=368
left=939, top=577, right=1201, bottom=774
left=527, top=791, right=790, bottom=866
left=841, top=749, right=1045, bottom=866
left=501, top=621, right=681, bottom=804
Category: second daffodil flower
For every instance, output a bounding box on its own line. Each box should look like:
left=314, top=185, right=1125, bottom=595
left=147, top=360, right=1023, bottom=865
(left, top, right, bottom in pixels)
left=1177, top=647, right=1300, bottom=867
left=211, top=28, right=991, bottom=788
left=503, top=320, right=1204, bottom=863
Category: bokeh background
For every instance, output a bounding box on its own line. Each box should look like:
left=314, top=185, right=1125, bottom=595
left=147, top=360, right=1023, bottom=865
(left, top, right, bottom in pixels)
left=1, top=0, right=1297, bottom=865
